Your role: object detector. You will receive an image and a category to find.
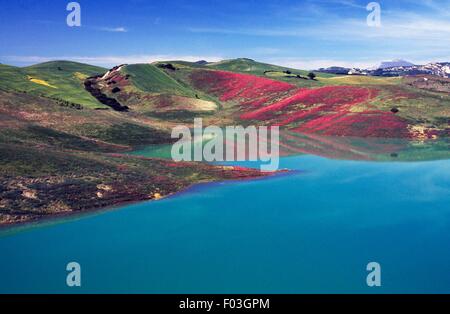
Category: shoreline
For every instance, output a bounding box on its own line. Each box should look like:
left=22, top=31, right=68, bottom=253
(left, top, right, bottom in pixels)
left=0, top=167, right=292, bottom=231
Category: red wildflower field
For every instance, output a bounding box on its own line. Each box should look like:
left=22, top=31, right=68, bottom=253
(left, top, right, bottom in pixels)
left=190, top=69, right=296, bottom=104
left=190, top=69, right=417, bottom=138
left=292, top=111, right=410, bottom=138
left=240, top=86, right=376, bottom=121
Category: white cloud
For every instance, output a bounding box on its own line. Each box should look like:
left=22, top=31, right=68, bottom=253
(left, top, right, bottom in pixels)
left=187, top=10, right=450, bottom=63
left=99, top=26, right=128, bottom=33
left=189, top=15, right=450, bottom=42
left=315, top=0, right=367, bottom=10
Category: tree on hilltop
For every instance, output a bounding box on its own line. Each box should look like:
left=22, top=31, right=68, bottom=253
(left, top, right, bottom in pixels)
left=307, top=72, right=316, bottom=80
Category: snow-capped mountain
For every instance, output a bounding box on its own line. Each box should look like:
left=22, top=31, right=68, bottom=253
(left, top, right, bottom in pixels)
left=371, top=62, right=450, bottom=78
left=375, top=59, right=415, bottom=69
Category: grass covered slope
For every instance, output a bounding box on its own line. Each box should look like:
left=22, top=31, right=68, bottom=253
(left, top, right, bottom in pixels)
left=86, top=63, right=219, bottom=123
left=2, top=58, right=448, bottom=139
left=207, top=58, right=333, bottom=78
left=123, top=64, right=197, bottom=96
left=0, top=90, right=173, bottom=149
left=0, top=61, right=107, bottom=109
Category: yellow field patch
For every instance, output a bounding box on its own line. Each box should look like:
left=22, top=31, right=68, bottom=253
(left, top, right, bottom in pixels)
left=74, top=72, right=89, bottom=80
left=265, top=71, right=290, bottom=77
left=190, top=98, right=217, bottom=111
left=408, top=125, right=438, bottom=140
left=27, top=76, right=57, bottom=89
left=349, top=104, right=371, bottom=113
left=171, top=96, right=217, bottom=111
left=320, top=75, right=401, bottom=85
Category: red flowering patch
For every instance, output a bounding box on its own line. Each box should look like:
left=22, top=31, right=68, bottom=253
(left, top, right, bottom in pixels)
left=240, top=88, right=312, bottom=120
left=240, top=86, right=375, bottom=121
left=292, top=111, right=410, bottom=138
left=190, top=69, right=296, bottom=105
left=190, top=69, right=416, bottom=138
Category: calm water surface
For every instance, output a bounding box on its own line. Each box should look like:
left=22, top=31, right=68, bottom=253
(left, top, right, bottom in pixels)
left=0, top=137, right=449, bottom=293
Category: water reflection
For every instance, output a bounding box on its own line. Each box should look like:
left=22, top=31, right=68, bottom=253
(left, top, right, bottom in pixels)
left=278, top=132, right=450, bottom=161
left=131, top=131, right=450, bottom=162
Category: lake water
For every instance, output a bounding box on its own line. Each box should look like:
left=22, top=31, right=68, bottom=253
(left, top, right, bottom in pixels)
left=0, top=136, right=449, bottom=293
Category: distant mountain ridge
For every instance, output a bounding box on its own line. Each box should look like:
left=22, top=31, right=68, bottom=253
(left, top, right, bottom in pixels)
left=318, top=59, right=450, bottom=78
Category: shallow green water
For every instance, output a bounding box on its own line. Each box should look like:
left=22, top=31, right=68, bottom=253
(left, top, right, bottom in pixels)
left=0, top=138, right=449, bottom=293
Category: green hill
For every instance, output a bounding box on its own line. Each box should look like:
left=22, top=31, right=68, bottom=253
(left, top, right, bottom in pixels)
left=207, top=58, right=335, bottom=78
left=122, top=64, right=197, bottom=96
left=25, top=60, right=106, bottom=74
left=148, top=58, right=335, bottom=87
left=0, top=61, right=108, bottom=109
left=152, top=60, right=209, bottom=69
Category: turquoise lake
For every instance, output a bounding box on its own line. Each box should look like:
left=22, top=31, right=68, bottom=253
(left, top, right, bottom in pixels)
left=1, top=137, right=450, bottom=293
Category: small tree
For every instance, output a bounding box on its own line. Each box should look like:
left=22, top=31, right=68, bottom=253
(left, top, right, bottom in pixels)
left=307, top=72, right=316, bottom=80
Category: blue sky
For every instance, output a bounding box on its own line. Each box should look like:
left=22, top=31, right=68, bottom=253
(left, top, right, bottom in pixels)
left=0, top=0, right=449, bottom=69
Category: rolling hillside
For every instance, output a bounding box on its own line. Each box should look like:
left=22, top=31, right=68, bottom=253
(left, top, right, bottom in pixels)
left=86, top=63, right=219, bottom=123
left=0, top=61, right=108, bottom=109
left=123, top=63, right=196, bottom=96
left=207, top=58, right=333, bottom=77
left=71, top=57, right=450, bottom=139
left=1, top=58, right=449, bottom=139
left=186, top=67, right=450, bottom=138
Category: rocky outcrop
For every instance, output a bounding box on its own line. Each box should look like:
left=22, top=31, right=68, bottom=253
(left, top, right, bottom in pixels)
left=84, top=77, right=129, bottom=112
